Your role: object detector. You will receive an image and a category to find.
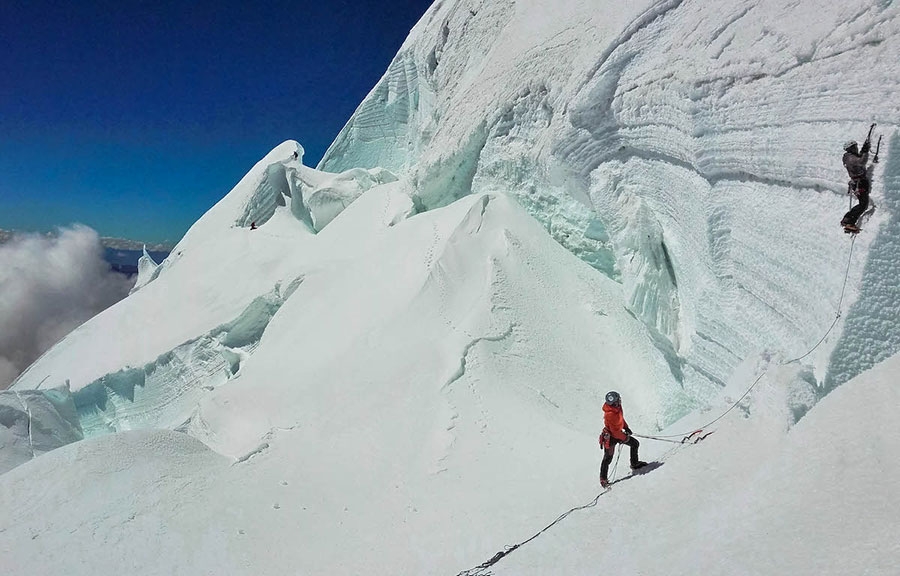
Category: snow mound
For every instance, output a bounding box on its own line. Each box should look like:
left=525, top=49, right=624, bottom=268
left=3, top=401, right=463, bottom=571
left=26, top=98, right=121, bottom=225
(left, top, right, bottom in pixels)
left=298, top=165, right=399, bottom=232
left=0, top=429, right=229, bottom=575
left=181, top=190, right=683, bottom=460
left=1, top=190, right=690, bottom=575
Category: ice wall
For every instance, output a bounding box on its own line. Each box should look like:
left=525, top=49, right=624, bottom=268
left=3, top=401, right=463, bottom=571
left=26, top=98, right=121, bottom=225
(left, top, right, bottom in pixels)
left=0, top=385, right=82, bottom=474
left=320, top=0, right=900, bottom=397
left=825, top=133, right=900, bottom=391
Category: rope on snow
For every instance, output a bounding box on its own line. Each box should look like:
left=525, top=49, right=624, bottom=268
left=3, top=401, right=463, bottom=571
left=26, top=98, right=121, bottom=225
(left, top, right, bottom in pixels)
left=456, top=490, right=611, bottom=576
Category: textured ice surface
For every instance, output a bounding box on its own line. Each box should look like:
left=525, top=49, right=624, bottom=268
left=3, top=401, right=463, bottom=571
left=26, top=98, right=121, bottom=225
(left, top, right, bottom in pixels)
left=72, top=285, right=293, bottom=438
left=825, top=133, right=900, bottom=391
left=322, top=0, right=900, bottom=400
left=0, top=385, right=82, bottom=474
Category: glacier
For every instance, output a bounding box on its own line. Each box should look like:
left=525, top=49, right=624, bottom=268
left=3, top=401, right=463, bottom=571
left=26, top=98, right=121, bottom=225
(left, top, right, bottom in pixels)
left=2, top=0, right=900, bottom=574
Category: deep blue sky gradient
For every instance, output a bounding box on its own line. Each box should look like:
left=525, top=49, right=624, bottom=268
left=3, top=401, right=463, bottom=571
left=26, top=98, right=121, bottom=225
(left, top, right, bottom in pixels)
left=0, top=0, right=433, bottom=243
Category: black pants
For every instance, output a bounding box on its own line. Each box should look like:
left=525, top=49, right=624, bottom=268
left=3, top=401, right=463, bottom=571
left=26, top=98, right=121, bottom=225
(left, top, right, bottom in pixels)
left=600, top=436, right=640, bottom=479
left=842, top=178, right=870, bottom=227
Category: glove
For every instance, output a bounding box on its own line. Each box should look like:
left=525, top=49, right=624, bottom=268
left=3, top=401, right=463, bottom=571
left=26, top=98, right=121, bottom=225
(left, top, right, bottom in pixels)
left=624, top=426, right=632, bottom=436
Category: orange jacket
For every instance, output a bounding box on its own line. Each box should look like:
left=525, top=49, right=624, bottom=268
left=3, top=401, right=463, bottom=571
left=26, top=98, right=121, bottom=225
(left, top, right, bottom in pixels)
left=603, top=402, right=630, bottom=441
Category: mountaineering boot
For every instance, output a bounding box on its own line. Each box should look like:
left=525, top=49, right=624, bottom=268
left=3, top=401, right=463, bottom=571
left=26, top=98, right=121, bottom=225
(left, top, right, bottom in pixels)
left=631, top=461, right=648, bottom=470
left=600, top=477, right=610, bottom=488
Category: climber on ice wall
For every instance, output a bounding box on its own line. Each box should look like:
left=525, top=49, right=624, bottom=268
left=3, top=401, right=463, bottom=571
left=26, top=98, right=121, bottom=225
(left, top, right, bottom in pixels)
left=841, top=123, right=876, bottom=233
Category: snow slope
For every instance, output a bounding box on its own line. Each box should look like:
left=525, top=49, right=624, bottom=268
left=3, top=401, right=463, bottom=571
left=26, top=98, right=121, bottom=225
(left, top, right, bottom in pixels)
left=8, top=143, right=404, bottom=439
left=3, top=351, right=898, bottom=575
left=488, top=353, right=900, bottom=576
left=3, top=0, right=900, bottom=574
left=1, top=185, right=688, bottom=574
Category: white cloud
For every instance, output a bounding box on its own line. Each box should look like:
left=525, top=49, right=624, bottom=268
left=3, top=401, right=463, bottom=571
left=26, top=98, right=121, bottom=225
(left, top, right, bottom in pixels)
left=0, top=225, right=134, bottom=389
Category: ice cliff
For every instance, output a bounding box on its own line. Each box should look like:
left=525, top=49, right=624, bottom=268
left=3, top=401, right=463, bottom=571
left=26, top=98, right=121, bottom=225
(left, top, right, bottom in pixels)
left=322, top=0, right=900, bottom=397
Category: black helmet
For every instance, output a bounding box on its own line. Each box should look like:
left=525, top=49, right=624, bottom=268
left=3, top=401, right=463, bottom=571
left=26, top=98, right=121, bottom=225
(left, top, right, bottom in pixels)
left=605, top=391, right=621, bottom=405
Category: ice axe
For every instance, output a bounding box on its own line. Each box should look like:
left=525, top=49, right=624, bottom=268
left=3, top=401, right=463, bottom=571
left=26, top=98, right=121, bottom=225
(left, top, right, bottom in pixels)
left=866, top=122, right=876, bottom=145
left=873, top=134, right=882, bottom=163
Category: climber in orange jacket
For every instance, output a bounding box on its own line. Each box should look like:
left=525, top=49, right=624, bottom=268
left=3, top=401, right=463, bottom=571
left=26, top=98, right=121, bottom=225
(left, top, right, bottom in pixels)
left=599, top=391, right=646, bottom=488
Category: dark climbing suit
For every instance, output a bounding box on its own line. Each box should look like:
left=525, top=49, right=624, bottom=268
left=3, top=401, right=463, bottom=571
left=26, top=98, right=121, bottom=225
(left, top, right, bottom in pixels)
left=842, top=141, right=871, bottom=227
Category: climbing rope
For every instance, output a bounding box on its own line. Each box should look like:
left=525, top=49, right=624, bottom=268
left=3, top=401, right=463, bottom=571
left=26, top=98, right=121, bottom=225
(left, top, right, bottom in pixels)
left=782, top=234, right=856, bottom=365
left=610, top=444, right=622, bottom=482
left=634, top=429, right=713, bottom=444
left=457, top=491, right=610, bottom=576
left=639, top=233, right=857, bottom=441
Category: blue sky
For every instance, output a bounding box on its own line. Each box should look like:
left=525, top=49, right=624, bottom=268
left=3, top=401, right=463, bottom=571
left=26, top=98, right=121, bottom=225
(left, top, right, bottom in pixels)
left=0, top=0, right=433, bottom=244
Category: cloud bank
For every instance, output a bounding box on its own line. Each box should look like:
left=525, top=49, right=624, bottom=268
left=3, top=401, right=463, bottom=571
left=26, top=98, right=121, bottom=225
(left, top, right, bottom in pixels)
left=0, top=226, right=134, bottom=389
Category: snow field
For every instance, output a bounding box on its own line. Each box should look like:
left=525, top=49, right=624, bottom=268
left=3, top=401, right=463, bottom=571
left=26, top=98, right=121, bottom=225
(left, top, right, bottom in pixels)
left=490, top=353, right=900, bottom=576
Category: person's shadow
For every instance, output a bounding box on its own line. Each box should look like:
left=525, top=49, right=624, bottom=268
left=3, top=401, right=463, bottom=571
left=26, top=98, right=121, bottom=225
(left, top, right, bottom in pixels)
left=610, top=461, right=665, bottom=486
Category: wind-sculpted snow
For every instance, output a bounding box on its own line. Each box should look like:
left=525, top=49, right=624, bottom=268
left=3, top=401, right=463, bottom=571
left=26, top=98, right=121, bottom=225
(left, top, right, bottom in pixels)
left=223, top=142, right=399, bottom=234
left=1, top=188, right=688, bottom=574
left=129, top=245, right=160, bottom=293
left=301, top=166, right=399, bottom=231
left=182, top=190, right=681, bottom=460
